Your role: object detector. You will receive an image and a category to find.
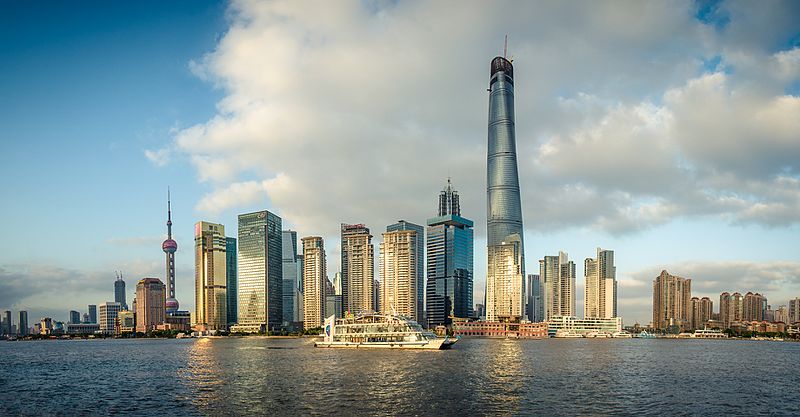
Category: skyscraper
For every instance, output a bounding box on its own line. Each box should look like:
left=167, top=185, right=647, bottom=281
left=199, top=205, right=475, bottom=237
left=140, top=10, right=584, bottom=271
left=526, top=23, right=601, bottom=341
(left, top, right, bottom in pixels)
left=18, top=311, right=28, bottom=336
left=380, top=229, right=419, bottom=322
left=3, top=310, right=11, bottom=335
left=540, top=252, right=575, bottom=320
left=486, top=53, right=525, bottom=323
left=69, top=310, right=81, bottom=324
left=114, top=272, right=127, bottom=310
left=790, top=298, right=800, bottom=323
left=99, top=302, right=122, bottom=334
left=162, top=190, right=180, bottom=314
left=652, top=270, right=691, bottom=331
left=426, top=180, right=474, bottom=328
left=525, top=274, right=543, bottom=322
left=194, top=221, right=228, bottom=331
left=720, top=292, right=744, bottom=329
left=135, top=278, right=166, bottom=333
left=584, top=248, right=617, bottom=319
left=235, top=210, right=282, bottom=333
left=88, top=305, right=97, bottom=324
left=302, top=236, right=326, bottom=330
left=742, top=292, right=767, bottom=322
left=386, top=221, right=424, bottom=322
left=282, top=230, right=303, bottom=328
left=226, top=237, right=238, bottom=326
left=340, top=224, right=374, bottom=315
left=690, top=297, right=713, bottom=330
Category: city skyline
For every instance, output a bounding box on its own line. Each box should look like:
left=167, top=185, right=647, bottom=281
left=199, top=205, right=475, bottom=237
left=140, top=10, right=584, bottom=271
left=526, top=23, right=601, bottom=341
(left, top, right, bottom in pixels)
left=2, top=1, right=800, bottom=326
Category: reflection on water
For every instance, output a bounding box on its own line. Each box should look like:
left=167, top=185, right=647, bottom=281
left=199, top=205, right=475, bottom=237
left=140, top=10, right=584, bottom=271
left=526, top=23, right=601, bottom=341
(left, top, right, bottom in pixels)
left=1, top=338, right=799, bottom=415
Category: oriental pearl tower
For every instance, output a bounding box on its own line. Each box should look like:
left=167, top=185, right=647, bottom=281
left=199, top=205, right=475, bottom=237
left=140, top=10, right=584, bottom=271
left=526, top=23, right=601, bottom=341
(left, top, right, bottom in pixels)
left=162, top=189, right=179, bottom=313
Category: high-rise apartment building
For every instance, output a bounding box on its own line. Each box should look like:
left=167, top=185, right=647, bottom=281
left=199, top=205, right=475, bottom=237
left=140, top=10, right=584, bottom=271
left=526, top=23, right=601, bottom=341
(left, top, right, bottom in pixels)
left=690, top=297, right=713, bottom=330
left=540, top=252, right=575, bottom=320
left=584, top=248, right=616, bottom=319
left=386, top=221, right=424, bottom=322
left=486, top=53, right=525, bottom=324
left=194, top=221, right=228, bottom=331
left=380, top=229, right=419, bottom=322
left=789, top=298, right=800, bottom=323
left=88, top=305, right=97, bottom=324
left=69, top=310, right=81, bottom=324
left=742, top=292, right=767, bottom=322
left=302, top=236, right=326, bottom=330
left=775, top=305, right=789, bottom=323
left=135, top=278, right=166, bottom=333
left=235, top=210, right=283, bottom=333
left=99, top=302, right=122, bottom=334
left=652, top=270, right=691, bottom=331
left=3, top=310, right=11, bottom=335
left=282, top=230, right=303, bottom=327
left=525, top=274, right=543, bottom=322
left=426, top=179, right=474, bottom=328
left=226, top=237, right=238, bottom=326
left=114, top=273, right=127, bottom=310
left=340, top=224, right=374, bottom=315
left=720, top=292, right=744, bottom=329
left=18, top=311, right=28, bottom=336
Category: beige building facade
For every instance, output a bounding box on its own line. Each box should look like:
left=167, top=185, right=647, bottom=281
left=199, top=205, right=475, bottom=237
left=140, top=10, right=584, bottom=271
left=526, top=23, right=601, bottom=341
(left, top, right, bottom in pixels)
left=194, top=221, right=228, bottom=331
left=136, top=278, right=166, bottom=333
left=379, top=230, right=419, bottom=322
left=486, top=234, right=524, bottom=322
left=652, top=270, right=691, bottom=331
left=302, top=236, right=326, bottom=329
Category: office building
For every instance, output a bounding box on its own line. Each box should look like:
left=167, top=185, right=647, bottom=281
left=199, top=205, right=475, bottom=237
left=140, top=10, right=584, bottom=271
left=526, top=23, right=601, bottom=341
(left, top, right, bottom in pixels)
left=3, top=310, right=11, bottom=335
left=380, top=229, right=419, bottom=322
left=387, top=221, right=424, bottom=322
left=88, top=305, right=97, bottom=324
left=282, top=230, right=303, bottom=328
left=486, top=53, right=525, bottom=323
left=135, top=278, right=166, bottom=333
left=194, top=221, right=228, bottom=331
left=226, top=237, right=238, bottom=326
left=340, top=223, right=374, bottom=315
left=69, top=310, right=81, bottom=324
left=301, top=236, right=326, bottom=329
left=99, top=302, right=122, bottom=334
left=546, top=316, right=623, bottom=337
left=652, top=270, right=692, bottom=331
left=327, top=273, right=343, bottom=319
left=525, top=274, right=543, bottom=322
left=584, top=248, right=617, bottom=319
left=117, top=310, right=135, bottom=334
left=162, top=191, right=180, bottom=314
left=426, top=179, right=474, bottom=328
left=233, top=210, right=282, bottom=333
left=114, top=273, right=128, bottom=310
left=789, top=298, right=800, bottom=323
left=18, top=311, right=28, bottom=336
left=540, top=252, right=576, bottom=320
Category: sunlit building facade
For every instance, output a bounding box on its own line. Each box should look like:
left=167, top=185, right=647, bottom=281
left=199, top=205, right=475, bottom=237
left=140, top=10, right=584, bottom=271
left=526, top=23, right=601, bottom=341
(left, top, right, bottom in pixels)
left=302, top=236, right=326, bottom=330
left=234, top=210, right=282, bottom=333
left=194, top=221, right=228, bottom=331
left=652, top=270, right=691, bottom=331
left=540, top=252, right=575, bottom=320
left=135, top=278, right=165, bottom=333
left=380, top=229, right=419, bottom=322
left=340, top=223, right=374, bottom=315
left=690, top=297, right=713, bottom=330
left=584, top=248, right=616, bottom=319
left=386, top=221, right=424, bottom=322
left=99, top=301, right=122, bottom=334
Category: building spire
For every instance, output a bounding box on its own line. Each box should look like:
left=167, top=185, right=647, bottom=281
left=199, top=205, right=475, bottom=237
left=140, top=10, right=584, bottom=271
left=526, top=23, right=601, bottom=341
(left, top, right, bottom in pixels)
left=167, top=187, right=172, bottom=239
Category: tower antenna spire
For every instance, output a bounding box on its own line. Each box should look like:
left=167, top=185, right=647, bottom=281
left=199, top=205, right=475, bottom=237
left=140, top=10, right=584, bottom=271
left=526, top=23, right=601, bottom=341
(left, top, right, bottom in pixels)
left=504, top=34, right=508, bottom=59
left=167, top=186, right=172, bottom=239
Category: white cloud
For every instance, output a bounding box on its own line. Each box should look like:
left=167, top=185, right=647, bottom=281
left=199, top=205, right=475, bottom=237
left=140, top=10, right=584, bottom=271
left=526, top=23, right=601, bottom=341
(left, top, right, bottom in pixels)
left=144, top=148, right=171, bottom=167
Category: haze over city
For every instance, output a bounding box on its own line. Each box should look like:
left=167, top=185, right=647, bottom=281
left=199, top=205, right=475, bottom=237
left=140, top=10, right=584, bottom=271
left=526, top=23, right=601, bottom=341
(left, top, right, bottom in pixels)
left=2, top=0, right=799, bottom=326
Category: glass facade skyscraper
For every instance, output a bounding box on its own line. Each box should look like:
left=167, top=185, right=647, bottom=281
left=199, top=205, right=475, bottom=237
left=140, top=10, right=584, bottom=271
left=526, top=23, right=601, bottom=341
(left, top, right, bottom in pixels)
left=426, top=180, right=474, bottom=329
left=235, top=210, right=283, bottom=333
left=486, top=55, right=525, bottom=323
left=386, top=220, right=424, bottom=320
left=226, top=237, right=238, bottom=326
left=114, top=275, right=127, bottom=310
left=525, top=274, right=543, bottom=322
left=282, top=230, right=303, bottom=328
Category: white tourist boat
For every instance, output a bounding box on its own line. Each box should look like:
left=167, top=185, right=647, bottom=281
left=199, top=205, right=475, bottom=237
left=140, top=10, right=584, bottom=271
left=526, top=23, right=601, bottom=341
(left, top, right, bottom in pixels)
left=554, top=330, right=584, bottom=338
left=315, top=313, right=457, bottom=349
left=585, top=331, right=612, bottom=338
left=612, top=331, right=633, bottom=338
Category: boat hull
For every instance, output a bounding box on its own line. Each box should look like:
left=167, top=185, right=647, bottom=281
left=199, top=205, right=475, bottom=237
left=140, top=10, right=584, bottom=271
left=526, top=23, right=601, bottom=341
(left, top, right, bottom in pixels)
left=315, top=337, right=455, bottom=350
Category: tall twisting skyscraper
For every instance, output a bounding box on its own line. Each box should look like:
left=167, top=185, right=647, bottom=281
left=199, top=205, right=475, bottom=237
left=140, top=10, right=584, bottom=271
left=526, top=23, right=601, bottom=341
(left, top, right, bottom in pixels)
left=486, top=51, right=525, bottom=323
left=162, top=190, right=179, bottom=314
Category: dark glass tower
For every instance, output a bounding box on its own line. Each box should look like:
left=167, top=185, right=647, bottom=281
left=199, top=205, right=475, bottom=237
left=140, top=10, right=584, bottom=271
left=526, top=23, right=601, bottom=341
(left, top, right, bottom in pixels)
left=426, top=180, right=474, bottom=328
left=237, top=210, right=283, bottom=332
left=226, top=237, right=238, bottom=325
left=486, top=55, right=525, bottom=322
left=114, top=272, right=127, bottom=310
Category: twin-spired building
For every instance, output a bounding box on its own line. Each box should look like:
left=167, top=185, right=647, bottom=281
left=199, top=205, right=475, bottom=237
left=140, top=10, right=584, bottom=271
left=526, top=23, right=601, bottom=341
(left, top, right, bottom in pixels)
left=485, top=55, right=526, bottom=323
left=194, top=221, right=228, bottom=331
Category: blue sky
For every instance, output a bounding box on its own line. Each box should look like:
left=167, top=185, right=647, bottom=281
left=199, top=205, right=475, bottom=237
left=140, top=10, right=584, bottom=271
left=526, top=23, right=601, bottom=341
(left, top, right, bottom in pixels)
left=1, top=1, right=799, bottom=326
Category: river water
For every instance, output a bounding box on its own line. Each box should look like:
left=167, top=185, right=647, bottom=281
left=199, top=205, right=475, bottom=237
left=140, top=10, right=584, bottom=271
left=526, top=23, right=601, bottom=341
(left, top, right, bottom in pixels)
left=1, top=337, right=798, bottom=415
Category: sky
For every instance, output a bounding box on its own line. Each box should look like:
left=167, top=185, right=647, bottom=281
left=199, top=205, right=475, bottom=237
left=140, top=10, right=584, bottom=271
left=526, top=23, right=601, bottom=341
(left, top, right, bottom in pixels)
left=1, top=0, right=799, bottom=326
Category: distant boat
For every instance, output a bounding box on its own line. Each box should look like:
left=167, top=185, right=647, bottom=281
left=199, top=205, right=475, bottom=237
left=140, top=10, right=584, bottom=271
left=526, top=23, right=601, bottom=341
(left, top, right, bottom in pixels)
left=637, top=331, right=657, bottom=339
left=554, top=330, right=584, bottom=338
left=585, top=331, right=612, bottom=338
left=612, top=331, right=633, bottom=338
left=315, top=313, right=457, bottom=349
